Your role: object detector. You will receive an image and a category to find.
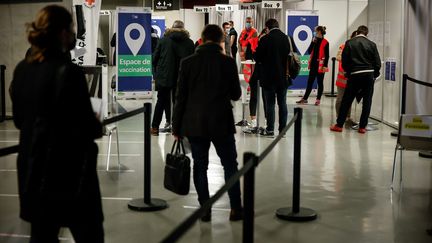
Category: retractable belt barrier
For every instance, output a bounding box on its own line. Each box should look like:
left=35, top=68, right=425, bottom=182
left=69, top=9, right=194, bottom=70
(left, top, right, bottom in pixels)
left=0, top=105, right=144, bottom=157
left=161, top=107, right=317, bottom=243
left=1, top=65, right=6, bottom=122
left=324, top=57, right=337, bottom=97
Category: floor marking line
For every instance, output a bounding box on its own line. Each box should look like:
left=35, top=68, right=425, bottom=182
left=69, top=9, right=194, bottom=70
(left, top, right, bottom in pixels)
left=183, top=205, right=230, bottom=212
left=0, top=194, right=133, bottom=201
left=0, top=169, right=136, bottom=173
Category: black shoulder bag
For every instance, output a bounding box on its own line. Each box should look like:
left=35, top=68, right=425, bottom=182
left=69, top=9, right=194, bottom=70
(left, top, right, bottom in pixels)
left=164, top=139, right=191, bottom=195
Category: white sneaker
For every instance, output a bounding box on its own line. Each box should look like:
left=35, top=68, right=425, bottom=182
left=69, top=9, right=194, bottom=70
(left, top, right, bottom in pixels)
left=250, top=119, right=257, bottom=128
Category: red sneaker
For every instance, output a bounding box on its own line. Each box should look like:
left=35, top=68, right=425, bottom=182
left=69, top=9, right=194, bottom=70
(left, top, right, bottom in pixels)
left=315, top=99, right=321, bottom=106
left=358, top=128, right=367, bottom=134
left=330, top=124, right=343, bottom=132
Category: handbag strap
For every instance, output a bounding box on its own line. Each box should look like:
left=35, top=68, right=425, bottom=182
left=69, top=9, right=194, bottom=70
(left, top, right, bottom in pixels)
left=287, top=36, right=294, bottom=55
left=171, top=139, right=186, bottom=155
left=170, top=140, right=178, bottom=154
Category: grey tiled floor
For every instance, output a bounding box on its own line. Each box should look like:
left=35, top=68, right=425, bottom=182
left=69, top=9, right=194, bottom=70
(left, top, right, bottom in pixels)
left=0, top=97, right=431, bottom=243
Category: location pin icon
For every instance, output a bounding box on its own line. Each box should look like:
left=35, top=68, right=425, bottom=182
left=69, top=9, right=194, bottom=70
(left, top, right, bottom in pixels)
left=293, top=25, right=313, bottom=56
left=124, top=23, right=146, bottom=56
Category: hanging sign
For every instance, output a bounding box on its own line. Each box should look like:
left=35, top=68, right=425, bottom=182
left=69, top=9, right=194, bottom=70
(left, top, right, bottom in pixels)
left=194, top=6, right=211, bottom=13
left=216, top=4, right=235, bottom=12
left=153, top=0, right=180, bottom=11
left=239, top=3, right=259, bottom=10
left=262, top=1, right=283, bottom=9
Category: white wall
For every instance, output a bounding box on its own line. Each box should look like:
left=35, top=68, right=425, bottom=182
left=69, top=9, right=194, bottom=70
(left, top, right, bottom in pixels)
left=368, top=0, right=404, bottom=126
left=180, top=9, right=205, bottom=43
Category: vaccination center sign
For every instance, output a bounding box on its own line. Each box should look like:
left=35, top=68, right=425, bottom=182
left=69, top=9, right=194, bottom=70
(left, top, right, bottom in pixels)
left=286, top=10, right=319, bottom=92
left=117, top=7, right=152, bottom=98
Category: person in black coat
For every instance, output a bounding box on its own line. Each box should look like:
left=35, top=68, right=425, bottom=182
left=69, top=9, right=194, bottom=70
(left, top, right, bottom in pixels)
left=10, top=5, right=104, bottom=242
left=330, top=25, right=381, bottom=134
left=151, top=20, right=194, bottom=135
left=172, top=24, right=243, bottom=222
left=254, top=19, right=291, bottom=137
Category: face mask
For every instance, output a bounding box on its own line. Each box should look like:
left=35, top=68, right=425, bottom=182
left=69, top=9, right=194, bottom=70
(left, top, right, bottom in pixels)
left=313, top=31, right=317, bottom=37
left=225, top=29, right=230, bottom=34
left=245, top=23, right=252, bottom=29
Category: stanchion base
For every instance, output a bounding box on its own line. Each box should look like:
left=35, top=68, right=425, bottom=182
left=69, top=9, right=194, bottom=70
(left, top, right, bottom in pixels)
left=324, top=94, right=337, bottom=97
left=390, top=130, right=399, bottom=137
left=419, top=151, right=432, bottom=159
left=128, top=198, right=168, bottom=212
left=275, top=207, right=317, bottom=222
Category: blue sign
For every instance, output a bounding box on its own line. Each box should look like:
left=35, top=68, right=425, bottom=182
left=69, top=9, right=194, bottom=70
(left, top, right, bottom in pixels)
left=286, top=12, right=319, bottom=90
left=151, top=17, right=166, bottom=38
left=117, top=10, right=152, bottom=94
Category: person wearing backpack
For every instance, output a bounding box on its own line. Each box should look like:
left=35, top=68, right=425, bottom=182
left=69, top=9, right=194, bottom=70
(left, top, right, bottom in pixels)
left=254, top=19, right=291, bottom=137
left=296, top=26, right=329, bottom=106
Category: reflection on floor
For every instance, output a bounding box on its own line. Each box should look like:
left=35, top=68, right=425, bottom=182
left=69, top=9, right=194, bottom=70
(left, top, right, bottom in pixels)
left=0, top=97, right=431, bottom=243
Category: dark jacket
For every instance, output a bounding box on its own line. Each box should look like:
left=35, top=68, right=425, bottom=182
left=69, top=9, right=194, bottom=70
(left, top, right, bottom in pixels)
left=10, top=52, right=103, bottom=224
left=172, top=43, right=241, bottom=138
left=153, top=28, right=194, bottom=89
left=307, top=37, right=330, bottom=68
left=254, top=28, right=290, bottom=90
left=342, top=35, right=381, bottom=78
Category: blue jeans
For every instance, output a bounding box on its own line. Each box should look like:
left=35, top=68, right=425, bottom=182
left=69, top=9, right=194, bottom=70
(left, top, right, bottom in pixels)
left=263, top=88, right=288, bottom=132
left=188, top=135, right=242, bottom=210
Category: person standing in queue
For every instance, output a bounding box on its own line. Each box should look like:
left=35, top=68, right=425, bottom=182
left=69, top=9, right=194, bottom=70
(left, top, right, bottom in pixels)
left=254, top=19, right=291, bottom=137
left=246, top=28, right=268, bottom=132
left=239, top=17, right=258, bottom=83
left=10, top=5, right=104, bottom=242
left=335, top=31, right=358, bottom=125
left=151, top=20, right=194, bottom=135
left=222, top=22, right=232, bottom=57
left=296, top=26, right=329, bottom=106
left=172, top=25, right=243, bottom=222
left=228, top=20, right=238, bottom=61
left=330, top=25, right=381, bottom=134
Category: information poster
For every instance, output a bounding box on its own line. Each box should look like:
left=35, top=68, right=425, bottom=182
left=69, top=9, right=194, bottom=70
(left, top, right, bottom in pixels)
left=286, top=10, right=319, bottom=92
left=116, top=7, right=152, bottom=98
left=151, top=16, right=166, bottom=38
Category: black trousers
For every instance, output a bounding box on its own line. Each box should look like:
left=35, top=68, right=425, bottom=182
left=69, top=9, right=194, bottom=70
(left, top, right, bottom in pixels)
left=30, top=221, right=104, bottom=243
left=152, top=87, right=176, bottom=128
left=303, top=70, right=325, bottom=100
left=248, top=68, right=266, bottom=117
left=336, top=73, right=375, bottom=128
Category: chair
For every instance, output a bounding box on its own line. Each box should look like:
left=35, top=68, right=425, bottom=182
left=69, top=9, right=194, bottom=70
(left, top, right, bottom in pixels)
left=391, top=114, right=432, bottom=190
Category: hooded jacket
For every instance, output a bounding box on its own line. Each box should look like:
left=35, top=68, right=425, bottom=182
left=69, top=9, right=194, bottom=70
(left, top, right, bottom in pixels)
left=153, top=28, right=194, bottom=89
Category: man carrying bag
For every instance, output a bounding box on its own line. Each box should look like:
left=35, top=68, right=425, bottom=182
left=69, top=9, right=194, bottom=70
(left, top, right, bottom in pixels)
left=172, top=25, right=243, bottom=222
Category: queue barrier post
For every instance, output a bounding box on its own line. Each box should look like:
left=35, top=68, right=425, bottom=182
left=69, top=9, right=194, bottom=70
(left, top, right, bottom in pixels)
left=276, top=108, right=317, bottom=221
left=128, top=103, right=168, bottom=211
left=1, top=65, right=6, bottom=122
left=325, top=57, right=337, bottom=97
left=243, top=152, right=258, bottom=243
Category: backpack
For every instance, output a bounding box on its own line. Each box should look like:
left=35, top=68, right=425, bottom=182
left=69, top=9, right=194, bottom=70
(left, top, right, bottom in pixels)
left=287, top=36, right=301, bottom=80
